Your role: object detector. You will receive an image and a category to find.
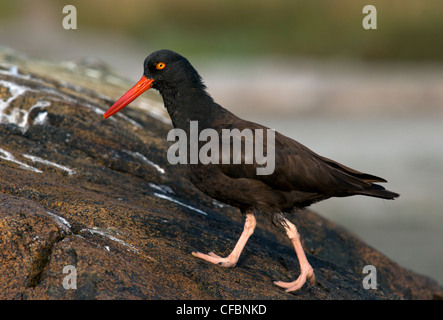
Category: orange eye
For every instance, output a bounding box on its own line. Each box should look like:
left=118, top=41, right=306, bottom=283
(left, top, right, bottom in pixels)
left=156, top=62, right=166, bottom=70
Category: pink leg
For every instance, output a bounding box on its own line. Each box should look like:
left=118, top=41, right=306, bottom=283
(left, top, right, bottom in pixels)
left=192, top=212, right=256, bottom=267
left=274, top=218, right=315, bottom=292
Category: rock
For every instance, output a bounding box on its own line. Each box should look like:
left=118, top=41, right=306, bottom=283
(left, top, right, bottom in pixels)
left=0, top=47, right=442, bottom=300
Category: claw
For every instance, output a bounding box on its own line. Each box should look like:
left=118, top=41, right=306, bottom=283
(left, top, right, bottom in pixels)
left=192, top=251, right=237, bottom=267
left=191, top=213, right=256, bottom=269
left=274, top=269, right=315, bottom=292
left=273, top=218, right=316, bottom=293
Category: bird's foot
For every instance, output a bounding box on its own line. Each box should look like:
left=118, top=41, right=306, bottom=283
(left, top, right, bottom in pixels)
left=274, top=265, right=315, bottom=292
left=192, top=251, right=238, bottom=268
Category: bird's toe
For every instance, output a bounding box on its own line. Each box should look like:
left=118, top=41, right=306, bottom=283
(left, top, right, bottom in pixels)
left=208, top=251, right=222, bottom=258
left=274, top=269, right=315, bottom=292
left=191, top=251, right=237, bottom=267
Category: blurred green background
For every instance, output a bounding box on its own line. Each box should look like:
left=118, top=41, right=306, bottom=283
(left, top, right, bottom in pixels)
left=0, top=0, right=442, bottom=287
left=0, top=0, right=442, bottom=60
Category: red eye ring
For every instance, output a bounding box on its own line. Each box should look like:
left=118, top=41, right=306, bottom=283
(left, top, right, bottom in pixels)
left=156, top=62, right=166, bottom=70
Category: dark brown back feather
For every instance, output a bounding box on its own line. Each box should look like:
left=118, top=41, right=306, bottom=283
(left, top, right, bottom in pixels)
left=210, top=117, right=398, bottom=205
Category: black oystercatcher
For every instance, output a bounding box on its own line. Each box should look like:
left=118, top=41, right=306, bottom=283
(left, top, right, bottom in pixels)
left=103, top=49, right=399, bottom=292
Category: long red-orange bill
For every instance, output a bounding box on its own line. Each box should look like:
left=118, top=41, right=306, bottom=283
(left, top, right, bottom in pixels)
left=103, top=76, right=154, bottom=118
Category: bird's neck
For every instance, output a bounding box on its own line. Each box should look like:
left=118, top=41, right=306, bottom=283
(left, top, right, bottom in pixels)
left=160, top=86, right=233, bottom=132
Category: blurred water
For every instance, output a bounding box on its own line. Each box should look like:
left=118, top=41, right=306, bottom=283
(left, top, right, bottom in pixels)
left=247, top=116, right=443, bottom=284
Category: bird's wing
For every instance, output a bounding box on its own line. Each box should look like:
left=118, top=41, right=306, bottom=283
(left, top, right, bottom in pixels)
left=210, top=120, right=386, bottom=195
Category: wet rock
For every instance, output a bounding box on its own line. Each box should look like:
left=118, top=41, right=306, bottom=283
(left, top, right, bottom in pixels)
left=1, top=47, right=442, bottom=300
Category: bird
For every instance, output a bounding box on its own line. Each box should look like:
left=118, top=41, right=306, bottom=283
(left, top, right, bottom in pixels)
left=103, top=49, right=399, bottom=292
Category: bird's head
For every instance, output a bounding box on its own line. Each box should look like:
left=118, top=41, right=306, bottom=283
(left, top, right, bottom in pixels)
left=103, top=49, right=205, bottom=119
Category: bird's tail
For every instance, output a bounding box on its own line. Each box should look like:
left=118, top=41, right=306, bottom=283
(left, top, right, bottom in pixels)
left=357, top=183, right=400, bottom=200
left=312, top=150, right=400, bottom=200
